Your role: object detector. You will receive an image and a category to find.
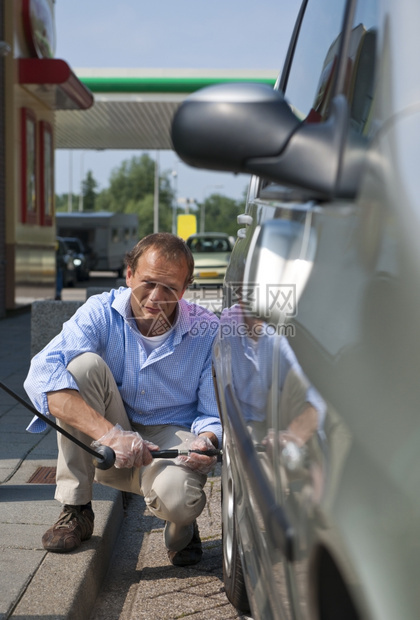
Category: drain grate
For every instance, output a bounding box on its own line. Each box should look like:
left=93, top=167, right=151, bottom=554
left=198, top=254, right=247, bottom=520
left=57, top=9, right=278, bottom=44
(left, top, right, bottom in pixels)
left=27, top=466, right=56, bottom=484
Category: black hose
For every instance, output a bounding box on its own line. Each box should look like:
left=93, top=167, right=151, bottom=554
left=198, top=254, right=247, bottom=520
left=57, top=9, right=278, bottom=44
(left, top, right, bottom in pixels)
left=0, top=380, right=223, bottom=467
left=0, top=380, right=107, bottom=463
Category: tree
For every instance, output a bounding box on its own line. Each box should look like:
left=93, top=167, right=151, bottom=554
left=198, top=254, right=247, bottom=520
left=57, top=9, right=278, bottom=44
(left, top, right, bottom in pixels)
left=100, top=154, right=156, bottom=212
left=199, top=192, right=246, bottom=237
left=55, top=153, right=246, bottom=238
left=55, top=193, right=68, bottom=212
left=81, top=170, right=98, bottom=211
left=124, top=195, right=172, bottom=237
left=95, top=154, right=174, bottom=236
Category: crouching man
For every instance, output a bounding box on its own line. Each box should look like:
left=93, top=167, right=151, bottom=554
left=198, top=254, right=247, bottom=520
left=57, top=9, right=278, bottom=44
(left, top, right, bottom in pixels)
left=24, top=233, right=221, bottom=567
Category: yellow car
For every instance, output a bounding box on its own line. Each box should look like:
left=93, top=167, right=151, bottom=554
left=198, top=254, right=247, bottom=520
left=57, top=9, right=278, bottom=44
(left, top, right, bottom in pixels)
left=186, top=233, right=234, bottom=287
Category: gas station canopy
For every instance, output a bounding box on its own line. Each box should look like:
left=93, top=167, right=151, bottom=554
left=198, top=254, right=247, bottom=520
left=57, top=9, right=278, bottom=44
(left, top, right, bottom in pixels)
left=54, top=68, right=278, bottom=151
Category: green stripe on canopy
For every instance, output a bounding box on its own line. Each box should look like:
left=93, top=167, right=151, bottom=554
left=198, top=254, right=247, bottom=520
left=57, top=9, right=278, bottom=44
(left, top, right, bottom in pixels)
left=80, top=76, right=276, bottom=93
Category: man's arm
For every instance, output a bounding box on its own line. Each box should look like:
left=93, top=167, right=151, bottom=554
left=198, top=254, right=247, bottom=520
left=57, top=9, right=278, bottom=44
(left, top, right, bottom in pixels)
left=47, top=388, right=158, bottom=468
left=24, top=297, right=110, bottom=421
left=47, top=389, right=113, bottom=441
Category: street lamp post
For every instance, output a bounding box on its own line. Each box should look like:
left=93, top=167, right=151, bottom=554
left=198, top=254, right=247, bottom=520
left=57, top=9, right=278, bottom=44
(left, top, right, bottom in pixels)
left=201, top=185, right=223, bottom=233
left=67, top=150, right=73, bottom=212
left=78, top=151, right=85, bottom=212
left=171, top=168, right=178, bottom=235
left=154, top=151, right=159, bottom=233
left=177, top=197, right=196, bottom=214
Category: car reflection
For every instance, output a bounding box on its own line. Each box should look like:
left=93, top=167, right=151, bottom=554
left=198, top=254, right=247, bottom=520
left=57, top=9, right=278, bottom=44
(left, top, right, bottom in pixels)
left=215, top=300, right=336, bottom=616
left=218, top=302, right=325, bottom=428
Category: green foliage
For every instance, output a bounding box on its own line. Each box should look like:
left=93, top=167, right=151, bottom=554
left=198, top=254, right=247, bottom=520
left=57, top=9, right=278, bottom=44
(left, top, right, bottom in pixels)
left=105, top=154, right=156, bottom=212
left=95, top=188, right=111, bottom=212
left=55, top=193, right=68, bottom=212
left=125, top=195, right=172, bottom=237
left=90, top=153, right=174, bottom=236
left=55, top=153, right=247, bottom=239
left=198, top=193, right=245, bottom=237
left=81, top=170, right=98, bottom=211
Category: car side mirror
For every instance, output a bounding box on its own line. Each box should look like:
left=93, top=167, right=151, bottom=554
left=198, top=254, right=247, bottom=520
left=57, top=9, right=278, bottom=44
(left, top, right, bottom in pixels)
left=242, top=218, right=317, bottom=325
left=171, top=83, right=366, bottom=200
left=172, top=82, right=300, bottom=172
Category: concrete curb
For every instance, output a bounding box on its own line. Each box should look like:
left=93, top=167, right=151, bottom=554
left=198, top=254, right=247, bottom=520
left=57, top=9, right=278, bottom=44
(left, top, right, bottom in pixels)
left=10, top=487, right=125, bottom=620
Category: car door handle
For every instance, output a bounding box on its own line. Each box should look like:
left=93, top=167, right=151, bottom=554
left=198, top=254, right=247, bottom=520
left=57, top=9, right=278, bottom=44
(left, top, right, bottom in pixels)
left=237, top=214, right=253, bottom=226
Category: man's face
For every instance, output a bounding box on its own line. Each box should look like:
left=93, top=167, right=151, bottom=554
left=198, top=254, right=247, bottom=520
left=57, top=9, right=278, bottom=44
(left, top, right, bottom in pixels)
left=126, top=247, right=189, bottom=335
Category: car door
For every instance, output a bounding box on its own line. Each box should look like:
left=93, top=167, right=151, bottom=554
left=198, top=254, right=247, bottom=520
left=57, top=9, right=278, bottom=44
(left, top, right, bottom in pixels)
left=219, top=0, right=380, bottom=618
left=269, top=4, right=379, bottom=617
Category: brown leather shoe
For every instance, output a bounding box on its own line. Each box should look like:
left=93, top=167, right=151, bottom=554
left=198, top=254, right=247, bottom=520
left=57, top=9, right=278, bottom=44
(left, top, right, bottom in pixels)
left=42, top=504, right=94, bottom=553
left=167, top=521, right=203, bottom=566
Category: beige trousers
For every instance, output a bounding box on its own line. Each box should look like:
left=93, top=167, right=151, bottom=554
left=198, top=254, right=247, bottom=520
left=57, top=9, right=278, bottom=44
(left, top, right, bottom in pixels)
left=55, top=352, right=207, bottom=550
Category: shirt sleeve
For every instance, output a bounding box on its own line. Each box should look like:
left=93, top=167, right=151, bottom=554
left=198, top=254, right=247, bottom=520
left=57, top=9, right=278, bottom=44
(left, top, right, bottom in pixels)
left=24, top=297, right=109, bottom=428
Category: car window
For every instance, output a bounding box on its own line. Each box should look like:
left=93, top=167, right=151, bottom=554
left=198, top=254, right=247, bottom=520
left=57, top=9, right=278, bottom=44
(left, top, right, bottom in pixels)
left=257, top=0, right=379, bottom=198
left=65, top=240, right=78, bottom=252
left=188, top=237, right=231, bottom=253
left=347, top=2, right=379, bottom=135
left=283, top=0, right=348, bottom=120
left=284, top=0, right=378, bottom=135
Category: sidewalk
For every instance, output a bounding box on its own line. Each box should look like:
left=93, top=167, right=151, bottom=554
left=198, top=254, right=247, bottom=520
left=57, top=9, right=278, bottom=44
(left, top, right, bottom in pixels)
left=0, top=307, right=124, bottom=620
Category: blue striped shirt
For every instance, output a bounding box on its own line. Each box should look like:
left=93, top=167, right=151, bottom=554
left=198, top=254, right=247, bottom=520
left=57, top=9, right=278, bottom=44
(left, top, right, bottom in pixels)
left=24, top=287, right=222, bottom=446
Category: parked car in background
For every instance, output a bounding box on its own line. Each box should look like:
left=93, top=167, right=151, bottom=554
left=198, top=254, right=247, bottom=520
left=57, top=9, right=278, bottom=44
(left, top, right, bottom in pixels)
left=62, top=236, right=90, bottom=281
left=172, top=0, right=420, bottom=619
left=186, top=232, right=234, bottom=287
left=56, top=237, right=76, bottom=290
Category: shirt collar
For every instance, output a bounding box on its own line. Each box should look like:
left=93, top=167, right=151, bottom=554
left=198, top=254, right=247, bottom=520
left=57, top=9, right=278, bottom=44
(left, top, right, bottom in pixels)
left=111, top=287, right=191, bottom=342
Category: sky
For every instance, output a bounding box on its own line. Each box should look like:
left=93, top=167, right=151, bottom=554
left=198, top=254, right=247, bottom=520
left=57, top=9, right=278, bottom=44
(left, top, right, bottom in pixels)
left=54, top=0, right=302, bottom=203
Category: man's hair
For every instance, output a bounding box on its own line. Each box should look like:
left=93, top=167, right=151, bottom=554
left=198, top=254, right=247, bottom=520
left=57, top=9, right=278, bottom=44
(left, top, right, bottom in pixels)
left=125, top=233, right=194, bottom=287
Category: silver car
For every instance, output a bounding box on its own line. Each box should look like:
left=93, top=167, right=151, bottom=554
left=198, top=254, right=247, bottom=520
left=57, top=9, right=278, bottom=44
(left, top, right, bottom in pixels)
left=172, top=0, right=420, bottom=619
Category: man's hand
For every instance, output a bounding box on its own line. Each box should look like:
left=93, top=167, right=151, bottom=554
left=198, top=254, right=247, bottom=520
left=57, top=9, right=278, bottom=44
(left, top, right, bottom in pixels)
left=92, top=424, right=159, bottom=469
left=176, top=434, right=217, bottom=474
